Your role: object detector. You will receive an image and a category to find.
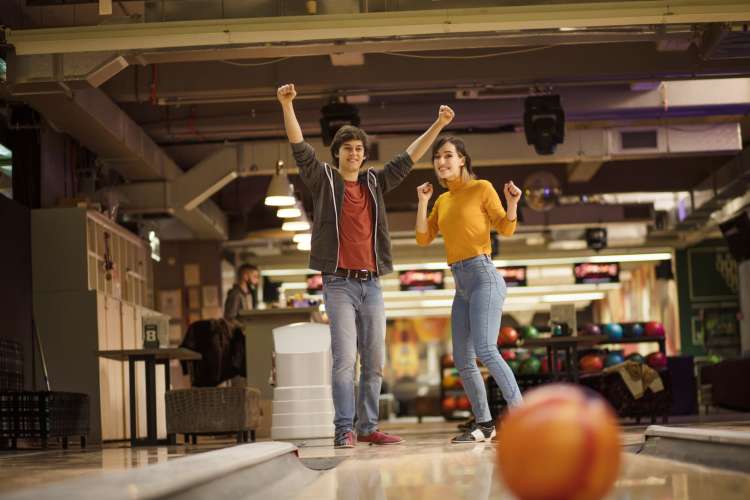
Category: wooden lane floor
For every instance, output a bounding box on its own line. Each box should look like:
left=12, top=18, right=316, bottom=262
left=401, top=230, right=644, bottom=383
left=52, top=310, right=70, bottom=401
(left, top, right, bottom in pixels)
left=294, top=419, right=750, bottom=500
left=1, top=417, right=749, bottom=498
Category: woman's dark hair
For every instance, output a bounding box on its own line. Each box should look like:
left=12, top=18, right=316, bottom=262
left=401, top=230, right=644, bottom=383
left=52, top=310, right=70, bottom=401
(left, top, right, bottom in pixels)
left=330, top=125, right=370, bottom=168
left=431, top=136, right=475, bottom=187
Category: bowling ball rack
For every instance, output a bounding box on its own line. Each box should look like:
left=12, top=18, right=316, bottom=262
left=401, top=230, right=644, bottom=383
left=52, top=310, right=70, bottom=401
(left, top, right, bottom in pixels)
left=485, top=328, right=670, bottom=422
left=579, top=368, right=672, bottom=424
left=440, top=354, right=490, bottom=420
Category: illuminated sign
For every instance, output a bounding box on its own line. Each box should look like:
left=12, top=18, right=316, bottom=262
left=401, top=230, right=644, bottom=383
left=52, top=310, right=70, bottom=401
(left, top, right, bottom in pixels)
left=574, top=262, right=619, bottom=284
left=399, top=270, right=444, bottom=291
left=498, top=266, right=527, bottom=287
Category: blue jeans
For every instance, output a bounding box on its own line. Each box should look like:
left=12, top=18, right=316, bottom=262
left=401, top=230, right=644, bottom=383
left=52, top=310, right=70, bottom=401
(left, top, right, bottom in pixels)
left=451, top=254, right=523, bottom=422
left=322, top=275, right=385, bottom=436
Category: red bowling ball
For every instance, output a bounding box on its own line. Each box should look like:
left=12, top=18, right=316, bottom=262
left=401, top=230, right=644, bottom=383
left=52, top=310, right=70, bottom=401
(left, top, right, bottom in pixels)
left=501, top=349, right=517, bottom=361
left=644, top=321, right=665, bottom=337
left=442, top=397, right=457, bottom=412
left=456, top=395, right=471, bottom=411
left=499, top=326, right=519, bottom=346
left=646, top=352, right=667, bottom=370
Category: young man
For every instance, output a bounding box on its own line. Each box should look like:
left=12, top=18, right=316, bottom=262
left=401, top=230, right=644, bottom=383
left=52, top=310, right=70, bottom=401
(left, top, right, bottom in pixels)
left=224, top=263, right=260, bottom=323
left=277, top=83, right=454, bottom=448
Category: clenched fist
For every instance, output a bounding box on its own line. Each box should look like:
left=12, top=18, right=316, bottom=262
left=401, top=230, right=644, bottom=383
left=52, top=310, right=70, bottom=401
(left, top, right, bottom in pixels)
left=437, top=105, right=455, bottom=127
left=277, top=84, right=297, bottom=104
left=417, top=182, right=434, bottom=203
left=504, top=180, right=521, bottom=204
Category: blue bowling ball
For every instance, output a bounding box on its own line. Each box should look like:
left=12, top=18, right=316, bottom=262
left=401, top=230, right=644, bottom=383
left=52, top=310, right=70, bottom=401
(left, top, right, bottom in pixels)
left=604, top=352, right=625, bottom=367
left=630, top=323, right=644, bottom=338
left=603, top=323, right=624, bottom=341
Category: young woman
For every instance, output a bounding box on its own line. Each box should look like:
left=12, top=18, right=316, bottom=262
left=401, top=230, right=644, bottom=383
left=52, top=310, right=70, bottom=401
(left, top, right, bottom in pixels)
left=416, top=136, right=523, bottom=443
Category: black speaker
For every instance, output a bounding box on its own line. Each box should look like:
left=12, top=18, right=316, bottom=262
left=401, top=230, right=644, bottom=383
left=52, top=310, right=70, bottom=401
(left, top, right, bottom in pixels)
left=719, top=211, right=750, bottom=262
left=585, top=227, right=607, bottom=251
left=523, top=95, right=565, bottom=155
left=320, top=102, right=360, bottom=146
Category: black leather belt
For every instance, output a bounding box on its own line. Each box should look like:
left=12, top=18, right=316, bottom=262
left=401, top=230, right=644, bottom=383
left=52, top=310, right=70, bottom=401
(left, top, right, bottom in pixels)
left=329, top=268, right=377, bottom=280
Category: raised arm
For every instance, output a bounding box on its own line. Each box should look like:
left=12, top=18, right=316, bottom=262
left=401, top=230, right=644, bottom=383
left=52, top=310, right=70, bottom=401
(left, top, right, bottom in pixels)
left=406, top=105, right=455, bottom=162
left=277, top=84, right=303, bottom=143
left=378, top=106, right=455, bottom=193
left=277, top=84, right=326, bottom=190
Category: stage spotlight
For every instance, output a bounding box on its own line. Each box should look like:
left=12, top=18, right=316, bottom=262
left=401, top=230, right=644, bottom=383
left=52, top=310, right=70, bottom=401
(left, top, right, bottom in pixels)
left=585, top=228, right=608, bottom=251
left=524, top=95, right=565, bottom=155
left=320, top=102, right=360, bottom=146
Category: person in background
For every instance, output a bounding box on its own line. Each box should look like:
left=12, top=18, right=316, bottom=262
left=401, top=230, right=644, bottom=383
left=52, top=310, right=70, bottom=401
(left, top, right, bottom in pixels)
left=224, top=263, right=260, bottom=323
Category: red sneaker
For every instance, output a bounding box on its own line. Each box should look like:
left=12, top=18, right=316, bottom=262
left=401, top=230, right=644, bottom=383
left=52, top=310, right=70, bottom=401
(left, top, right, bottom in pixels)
left=334, top=431, right=356, bottom=449
left=357, top=430, right=404, bottom=445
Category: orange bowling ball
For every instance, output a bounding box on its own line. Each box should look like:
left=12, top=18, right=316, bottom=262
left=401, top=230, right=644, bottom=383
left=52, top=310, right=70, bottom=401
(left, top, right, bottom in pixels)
left=579, top=353, right=604, bottom=373
left=497, top=384, right=621, bottom=500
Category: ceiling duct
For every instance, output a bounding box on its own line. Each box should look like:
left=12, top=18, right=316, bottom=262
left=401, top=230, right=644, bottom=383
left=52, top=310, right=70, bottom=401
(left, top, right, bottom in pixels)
left=7, top=53, right=231, bottom=239
left=701, top=24, right=750, bottom=60
left=678, top=145, right=750, bottom=230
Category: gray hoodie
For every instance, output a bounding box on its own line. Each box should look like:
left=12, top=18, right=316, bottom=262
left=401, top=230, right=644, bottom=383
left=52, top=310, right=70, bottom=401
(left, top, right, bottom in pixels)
left=291, top=141, right=414, bottom=276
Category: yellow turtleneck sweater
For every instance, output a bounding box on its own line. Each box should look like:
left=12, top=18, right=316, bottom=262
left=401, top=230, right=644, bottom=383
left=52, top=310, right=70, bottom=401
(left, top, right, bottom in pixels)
left=416, top=178, right=517, bottom=264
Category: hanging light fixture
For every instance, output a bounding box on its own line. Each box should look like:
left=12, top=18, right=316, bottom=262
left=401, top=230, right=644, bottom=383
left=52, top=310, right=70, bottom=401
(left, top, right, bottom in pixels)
left=282, top=201, right=311, bottom=232
left=282, top=213, right=311, bottom=232
left=264, top=160, right=295, bottom=207
left=277, top=205, right=302, bottom=219
left=297, top=240, right=311, bottom=251
left=293, top=233, right=311, bottom=244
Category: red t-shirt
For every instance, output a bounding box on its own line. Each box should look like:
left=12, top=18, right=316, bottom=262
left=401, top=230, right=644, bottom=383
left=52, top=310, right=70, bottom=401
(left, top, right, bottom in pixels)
left=338, top=180, right=376, bottom=271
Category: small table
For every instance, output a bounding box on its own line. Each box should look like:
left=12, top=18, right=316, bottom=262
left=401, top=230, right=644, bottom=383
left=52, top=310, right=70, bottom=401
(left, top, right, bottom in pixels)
left=520, top=335, right=602, bottom=382
left=97, top=348, right=201, bottom=447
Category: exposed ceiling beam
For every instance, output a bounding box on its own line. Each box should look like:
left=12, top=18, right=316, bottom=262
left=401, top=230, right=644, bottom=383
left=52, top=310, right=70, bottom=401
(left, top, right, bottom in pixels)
left=131, top=79, right=750, bottom=144
left=101, top=47, right=750, bottom=109
left=129, top=29, right=693, bottom=65
left=6, top=1, right=750, bottom=55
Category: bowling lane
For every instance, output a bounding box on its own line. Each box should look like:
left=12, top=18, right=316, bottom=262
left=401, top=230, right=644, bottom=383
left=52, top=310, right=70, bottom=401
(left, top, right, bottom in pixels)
left=294, top=434, right=750, bottom=500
